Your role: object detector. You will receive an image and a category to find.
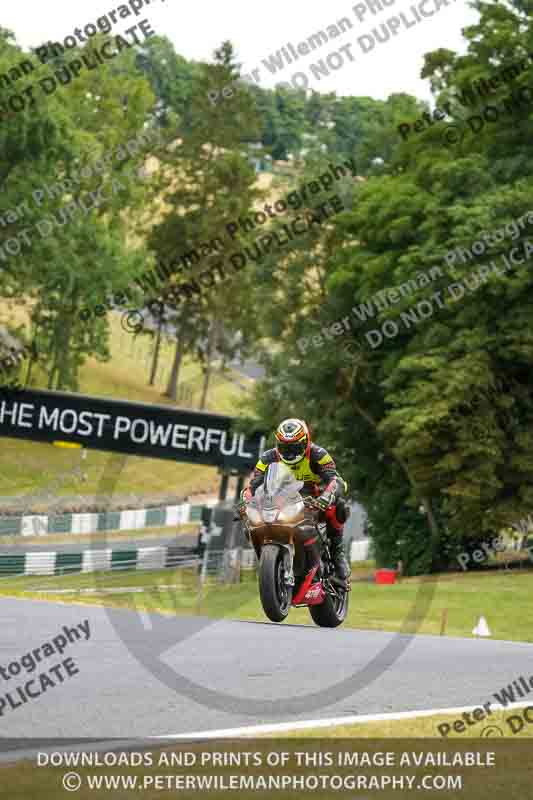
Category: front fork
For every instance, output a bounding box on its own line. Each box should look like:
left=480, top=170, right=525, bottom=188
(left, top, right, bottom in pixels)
left=280, top=543, right=295, bottom=587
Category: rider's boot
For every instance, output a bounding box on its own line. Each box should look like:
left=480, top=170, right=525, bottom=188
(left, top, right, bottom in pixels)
left=328, top=530, right=350, bottom=584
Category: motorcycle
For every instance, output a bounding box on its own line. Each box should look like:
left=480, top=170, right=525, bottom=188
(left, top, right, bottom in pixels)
left=240, top=462, right=349, bottom=627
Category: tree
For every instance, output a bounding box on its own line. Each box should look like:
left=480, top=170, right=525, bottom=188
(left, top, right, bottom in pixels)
left=0, top=30, right=160, bottom=390
left=141, top=40, right=262, bottom=402
left=134, top=35, right=199, bottom=128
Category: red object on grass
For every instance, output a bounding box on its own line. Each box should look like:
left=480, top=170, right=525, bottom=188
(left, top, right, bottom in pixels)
left=375, top=568, right=397, bottom=585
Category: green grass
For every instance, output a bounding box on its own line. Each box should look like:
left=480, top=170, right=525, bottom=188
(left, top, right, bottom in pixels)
left=0, top=567, right=200, bottom=593
left=0, top=309, right=252, bottom=499
left=279, top=707, right=533, bottom=738
left=2, top=566, right=533, bottom=644
left=0, top=569, right=260, bottom=617
left=0, top=435, right=218, bottom=499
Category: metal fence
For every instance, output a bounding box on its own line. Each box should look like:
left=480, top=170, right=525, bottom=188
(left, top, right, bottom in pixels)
left=198, top=537, right=371, bottom=584
left=199, top=547, right=257, bottom=583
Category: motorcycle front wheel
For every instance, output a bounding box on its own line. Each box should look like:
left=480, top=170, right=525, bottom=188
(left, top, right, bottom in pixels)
left=258, top=544, right=293, bottom=622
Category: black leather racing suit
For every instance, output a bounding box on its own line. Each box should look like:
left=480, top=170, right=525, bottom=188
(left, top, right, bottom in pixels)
left=245, top=444, right=350, bottom=579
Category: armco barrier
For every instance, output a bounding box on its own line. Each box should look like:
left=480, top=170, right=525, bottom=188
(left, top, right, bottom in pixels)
left=0, top=545, right=199, bottom=577
left=0, top=498, right=217, bottom=538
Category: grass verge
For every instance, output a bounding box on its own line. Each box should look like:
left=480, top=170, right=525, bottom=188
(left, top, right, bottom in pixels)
left=0, top=309, right=252, bottom=499
left=279, top=707, right=533, bottom=738
left=1, top=566, right=533, bottom=643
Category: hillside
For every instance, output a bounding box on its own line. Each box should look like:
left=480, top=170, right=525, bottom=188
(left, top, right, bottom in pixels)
left=0, top=310, right=253, bottom=509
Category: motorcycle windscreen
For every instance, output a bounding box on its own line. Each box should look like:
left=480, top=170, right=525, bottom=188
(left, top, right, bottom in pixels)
left=260, top=462, right=304, bottom=510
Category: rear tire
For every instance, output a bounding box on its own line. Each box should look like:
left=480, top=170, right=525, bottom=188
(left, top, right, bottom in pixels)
left=259, top=545, right=292, bottom=622
left=309, top=585, right=349, bottom=628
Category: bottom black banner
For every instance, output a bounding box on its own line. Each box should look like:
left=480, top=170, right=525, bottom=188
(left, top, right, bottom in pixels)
left=1, top=738, right=532, bottom=798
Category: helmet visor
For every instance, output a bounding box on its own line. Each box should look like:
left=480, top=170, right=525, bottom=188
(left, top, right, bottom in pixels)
left=277, top=440, right=306, bottom=463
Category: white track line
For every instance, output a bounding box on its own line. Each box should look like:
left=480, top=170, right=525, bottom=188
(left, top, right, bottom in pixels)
left=152, top=700, right=533, bottom=740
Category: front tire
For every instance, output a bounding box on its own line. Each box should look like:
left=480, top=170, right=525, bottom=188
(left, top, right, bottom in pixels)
left=259, top=545, right=292, bottom=622
left=309, top=585, right=349, bottom=628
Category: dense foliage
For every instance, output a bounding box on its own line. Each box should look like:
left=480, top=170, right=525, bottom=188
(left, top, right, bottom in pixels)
left=246, top=0, right=533, bottom=572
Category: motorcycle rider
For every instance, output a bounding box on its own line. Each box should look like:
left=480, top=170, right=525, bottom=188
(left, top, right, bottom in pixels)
left=241, top=418, right=350, bottom=584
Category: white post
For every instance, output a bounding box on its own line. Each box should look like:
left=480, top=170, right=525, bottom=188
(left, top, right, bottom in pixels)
left=200, top=546, right=209, bottom=583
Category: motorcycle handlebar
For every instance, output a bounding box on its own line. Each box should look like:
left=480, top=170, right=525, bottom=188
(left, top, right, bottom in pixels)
left=303, top=496, right=321, bottom=510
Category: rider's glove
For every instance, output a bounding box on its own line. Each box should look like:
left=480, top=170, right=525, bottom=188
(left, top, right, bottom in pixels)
left=240, top=488, right=252, bottom=505
left=237, top=488, right=251, bottom=517
left=316, top=491, right=334, bottom=511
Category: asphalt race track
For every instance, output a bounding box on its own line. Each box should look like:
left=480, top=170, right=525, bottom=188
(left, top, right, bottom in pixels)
left=2, top=596, right=533, bottom=757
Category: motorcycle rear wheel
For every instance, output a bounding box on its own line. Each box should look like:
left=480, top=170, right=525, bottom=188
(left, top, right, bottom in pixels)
left=309, top=584, right=349, bottom=628
left=259, top=545, right=293, bottom=622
